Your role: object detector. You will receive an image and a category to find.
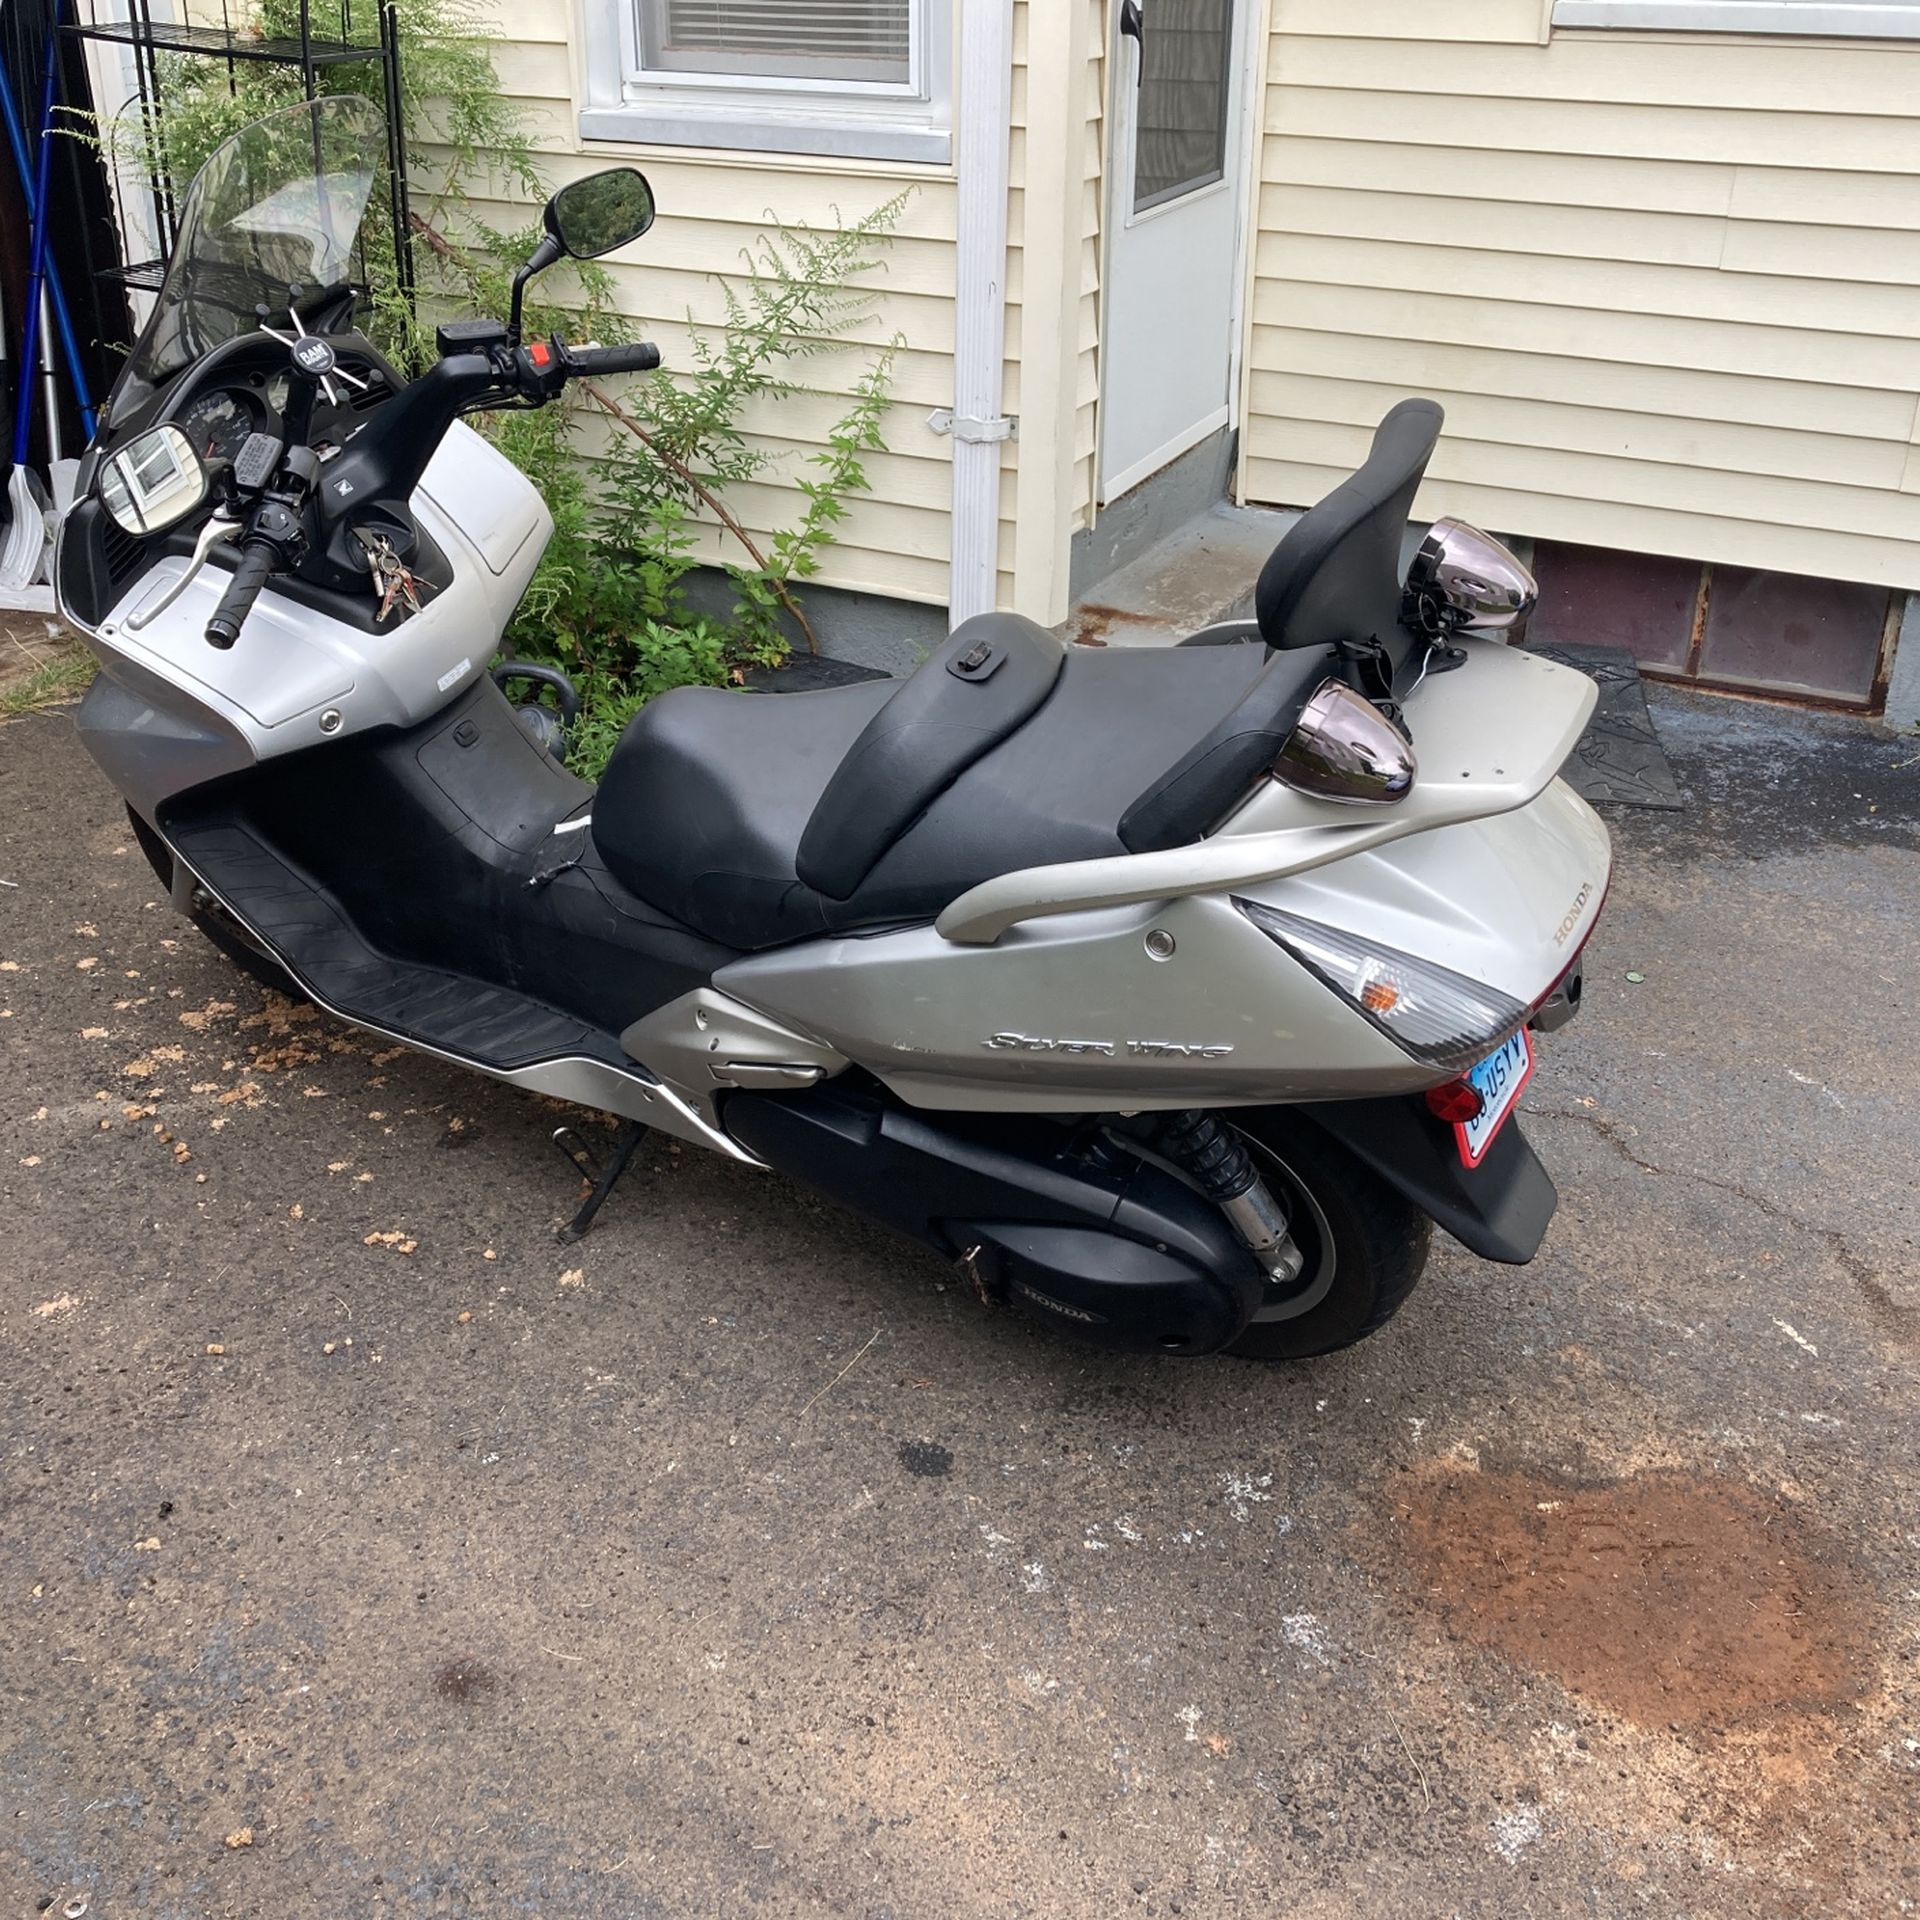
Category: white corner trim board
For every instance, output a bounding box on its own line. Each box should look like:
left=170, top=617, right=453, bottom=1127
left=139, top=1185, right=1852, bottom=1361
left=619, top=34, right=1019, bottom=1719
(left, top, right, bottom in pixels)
left=946, top=0, right=1015, bottom=629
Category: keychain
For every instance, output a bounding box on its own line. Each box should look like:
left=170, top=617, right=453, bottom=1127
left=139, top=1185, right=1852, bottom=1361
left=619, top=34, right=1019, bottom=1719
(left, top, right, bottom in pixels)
left=355, top=528, right=423, bottom=623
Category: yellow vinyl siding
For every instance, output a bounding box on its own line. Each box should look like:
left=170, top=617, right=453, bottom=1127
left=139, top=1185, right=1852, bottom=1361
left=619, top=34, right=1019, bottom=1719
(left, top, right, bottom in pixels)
left=1245, top=5, right=1920, bottom=590
left=479, top=0, right=973, bottom=609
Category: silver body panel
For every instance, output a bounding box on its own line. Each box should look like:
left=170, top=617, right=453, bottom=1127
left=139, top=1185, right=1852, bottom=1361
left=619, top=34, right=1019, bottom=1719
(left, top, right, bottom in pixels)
left=620, top=988, right=849, bottom=1128
left=63, top=423, right=549, bottom=817
left=63, top=409, right=1612, bottom=1136
left=719, top=779, right=1609, bottom=1113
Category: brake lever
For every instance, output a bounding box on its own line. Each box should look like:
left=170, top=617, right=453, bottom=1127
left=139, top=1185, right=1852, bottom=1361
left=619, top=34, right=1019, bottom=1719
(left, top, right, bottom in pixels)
left=125, top=513, right=243, bottom=632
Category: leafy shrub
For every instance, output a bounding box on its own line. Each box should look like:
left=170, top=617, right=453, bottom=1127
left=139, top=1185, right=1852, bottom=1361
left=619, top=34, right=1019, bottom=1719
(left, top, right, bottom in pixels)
left=96, top=0, right=904, bottom=777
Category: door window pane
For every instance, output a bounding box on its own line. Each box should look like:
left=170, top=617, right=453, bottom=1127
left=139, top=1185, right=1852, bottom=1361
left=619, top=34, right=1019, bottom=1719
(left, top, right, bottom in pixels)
left=642, top=0, right=913, bottom=85
left=1133, top=0, right=1233, bottom=212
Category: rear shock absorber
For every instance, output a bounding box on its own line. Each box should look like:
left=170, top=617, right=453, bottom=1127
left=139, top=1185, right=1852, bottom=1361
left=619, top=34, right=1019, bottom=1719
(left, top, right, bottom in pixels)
left=1156, top=1110, right=1306, bottom=1287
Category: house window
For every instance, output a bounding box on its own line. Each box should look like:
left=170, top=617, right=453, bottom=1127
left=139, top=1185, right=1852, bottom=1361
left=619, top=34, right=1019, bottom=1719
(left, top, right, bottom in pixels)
left=641, top=0, right=911, bottom=84
left=1552, top=0, right=1920, bottom=35
left=580, top=0, right=951, bottom=163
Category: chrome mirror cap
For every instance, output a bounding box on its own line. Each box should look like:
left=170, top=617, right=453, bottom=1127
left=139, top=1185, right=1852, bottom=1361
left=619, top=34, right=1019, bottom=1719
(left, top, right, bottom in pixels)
left=1272, top=679, right=1417, bottom=806
left=1408, top=518, right=1537, bottom=635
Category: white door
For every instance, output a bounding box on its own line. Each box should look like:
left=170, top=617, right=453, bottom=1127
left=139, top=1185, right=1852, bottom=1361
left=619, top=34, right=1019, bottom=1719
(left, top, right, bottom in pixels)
left=1099, top=0, right=1252, bottom=504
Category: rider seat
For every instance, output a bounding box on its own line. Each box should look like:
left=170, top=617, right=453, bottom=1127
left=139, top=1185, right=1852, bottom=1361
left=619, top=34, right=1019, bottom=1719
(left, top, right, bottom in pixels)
left=593, top=616, right=1327, bottom=949
left=592, top=400, right=1448, bottom=950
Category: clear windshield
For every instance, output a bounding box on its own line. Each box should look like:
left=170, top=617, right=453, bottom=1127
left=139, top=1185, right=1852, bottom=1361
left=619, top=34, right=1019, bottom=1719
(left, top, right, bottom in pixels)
left=119, top=95, right=387, bottom=404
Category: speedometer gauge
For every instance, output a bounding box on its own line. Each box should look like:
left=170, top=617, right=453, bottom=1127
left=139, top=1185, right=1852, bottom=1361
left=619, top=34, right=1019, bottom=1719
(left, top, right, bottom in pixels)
left=179, top=388, right=258, bottom=465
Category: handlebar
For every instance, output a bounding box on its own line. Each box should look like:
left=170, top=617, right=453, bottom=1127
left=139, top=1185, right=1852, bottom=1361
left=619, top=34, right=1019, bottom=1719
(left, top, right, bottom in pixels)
left=203, top=493, right=305, bottom=648
left=562, top=341, right=661, bottom=379
left=193, top=328, right=661, bottom=645
left=204, top=536, right=280, bottom=649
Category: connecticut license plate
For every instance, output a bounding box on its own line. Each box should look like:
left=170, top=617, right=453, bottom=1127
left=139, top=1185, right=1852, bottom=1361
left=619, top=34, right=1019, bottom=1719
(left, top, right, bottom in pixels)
left=1456, top=1029, right=1534, bottom=1168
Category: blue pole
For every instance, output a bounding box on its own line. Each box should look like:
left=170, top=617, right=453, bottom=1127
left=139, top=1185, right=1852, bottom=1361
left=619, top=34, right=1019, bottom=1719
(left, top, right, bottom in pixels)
left=10, top=19, right=58, bottom=469
left=0, top=18, right=97, bottom=446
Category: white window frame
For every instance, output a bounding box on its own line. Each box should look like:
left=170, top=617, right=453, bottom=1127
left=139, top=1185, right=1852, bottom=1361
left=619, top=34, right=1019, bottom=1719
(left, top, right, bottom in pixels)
left=1553, top=0, right=1920, bottom=35
left=580, top=0, right=952, bottom=163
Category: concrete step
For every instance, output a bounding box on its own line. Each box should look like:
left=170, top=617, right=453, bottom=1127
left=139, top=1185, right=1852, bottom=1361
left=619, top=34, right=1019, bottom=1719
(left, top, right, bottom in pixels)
left=1062, top=501, right=1299, bottom=650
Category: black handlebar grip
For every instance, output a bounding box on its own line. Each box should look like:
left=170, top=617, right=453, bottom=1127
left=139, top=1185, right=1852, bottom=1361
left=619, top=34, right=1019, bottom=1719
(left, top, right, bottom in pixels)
left=205, top=537, right=280, bottom=650
left=566, top=342, right=661, bottom=377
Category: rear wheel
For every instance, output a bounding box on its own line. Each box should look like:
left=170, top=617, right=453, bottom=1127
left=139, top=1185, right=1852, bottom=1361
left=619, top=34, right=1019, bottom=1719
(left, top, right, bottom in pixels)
left=1222, top=1110, right=1430, bottom=1360
left=127, top=807, right=302, bottom=998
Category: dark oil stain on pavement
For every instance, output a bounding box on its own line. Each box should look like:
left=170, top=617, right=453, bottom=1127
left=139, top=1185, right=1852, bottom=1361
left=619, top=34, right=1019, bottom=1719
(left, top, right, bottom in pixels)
left=1392, top=1465, right=1877, bottom=1729
left=897, top=1440, right=953, bottom=1478
left=432, top=1658, right=498, bottom=1704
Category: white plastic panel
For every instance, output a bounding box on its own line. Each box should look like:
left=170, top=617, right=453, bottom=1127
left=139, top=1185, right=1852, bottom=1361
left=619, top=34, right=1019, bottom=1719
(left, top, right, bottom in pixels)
left=418, top=421, right=546, bottom=576
left=89, top=454, right=553, bottom=765
left=117, top=564, right=353, bottom=728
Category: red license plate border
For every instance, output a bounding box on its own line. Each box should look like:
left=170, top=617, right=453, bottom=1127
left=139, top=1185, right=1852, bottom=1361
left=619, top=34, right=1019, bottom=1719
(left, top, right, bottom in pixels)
left=1454, top=1026, right=1536, bottom=1170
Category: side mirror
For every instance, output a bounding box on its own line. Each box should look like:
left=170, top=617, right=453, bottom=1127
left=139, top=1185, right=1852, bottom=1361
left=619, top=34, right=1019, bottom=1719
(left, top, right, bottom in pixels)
left=97, top=425, right=209, bottom=536
left=544, top=168, right=655, bottom=261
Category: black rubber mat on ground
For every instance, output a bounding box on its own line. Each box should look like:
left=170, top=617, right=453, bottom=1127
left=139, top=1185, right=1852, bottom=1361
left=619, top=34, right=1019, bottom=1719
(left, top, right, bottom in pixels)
left=744, top=654, right=889, bottom=693
left=1528, top=643, right=1686, bottom=810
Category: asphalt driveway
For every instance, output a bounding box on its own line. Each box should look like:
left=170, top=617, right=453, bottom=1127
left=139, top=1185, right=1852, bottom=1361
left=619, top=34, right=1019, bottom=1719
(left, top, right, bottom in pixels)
left=2, top=685, right=1916, bottom=1918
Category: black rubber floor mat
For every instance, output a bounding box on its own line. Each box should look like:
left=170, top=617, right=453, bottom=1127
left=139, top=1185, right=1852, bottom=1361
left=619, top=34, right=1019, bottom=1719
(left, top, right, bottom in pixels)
left=1529, top=644, right=1685, bottom=810
left=167, top=819, right=631, bottom=1071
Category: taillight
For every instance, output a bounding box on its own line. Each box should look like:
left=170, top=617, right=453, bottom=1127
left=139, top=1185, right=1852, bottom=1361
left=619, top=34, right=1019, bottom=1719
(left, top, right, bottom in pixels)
left=1424, top=1079, right=1485, bottom=1125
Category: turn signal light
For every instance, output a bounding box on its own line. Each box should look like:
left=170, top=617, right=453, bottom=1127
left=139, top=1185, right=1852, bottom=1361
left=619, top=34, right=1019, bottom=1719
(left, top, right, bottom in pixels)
left=1424, top=1079, right=1485, bottom=1125
left=1237, top=900, right=1531, bottom=1072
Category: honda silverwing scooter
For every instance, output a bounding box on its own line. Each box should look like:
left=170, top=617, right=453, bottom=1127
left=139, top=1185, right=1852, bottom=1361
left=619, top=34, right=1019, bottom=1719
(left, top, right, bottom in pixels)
left=55, top=97, right=1609, bottom=1361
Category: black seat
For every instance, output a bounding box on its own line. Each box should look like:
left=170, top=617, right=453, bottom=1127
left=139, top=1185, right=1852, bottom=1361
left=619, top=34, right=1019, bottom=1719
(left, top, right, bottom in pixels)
left=593, top=613, right=1331, bottom=949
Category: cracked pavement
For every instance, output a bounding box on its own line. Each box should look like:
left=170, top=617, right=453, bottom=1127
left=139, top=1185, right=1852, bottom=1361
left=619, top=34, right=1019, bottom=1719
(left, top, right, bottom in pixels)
left=1, top=682, right=1917, bottom=1918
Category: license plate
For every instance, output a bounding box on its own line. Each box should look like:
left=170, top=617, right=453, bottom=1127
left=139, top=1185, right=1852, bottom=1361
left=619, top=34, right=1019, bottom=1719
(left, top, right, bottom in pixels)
left=1455, top=1029, right=1534, bottom=1168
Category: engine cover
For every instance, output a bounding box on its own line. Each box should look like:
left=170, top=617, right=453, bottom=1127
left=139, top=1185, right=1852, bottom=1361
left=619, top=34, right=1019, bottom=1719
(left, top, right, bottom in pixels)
left=724, top=1083, right=1264, bottom=1356
left=959, top=1219, right=1260, bottom=1356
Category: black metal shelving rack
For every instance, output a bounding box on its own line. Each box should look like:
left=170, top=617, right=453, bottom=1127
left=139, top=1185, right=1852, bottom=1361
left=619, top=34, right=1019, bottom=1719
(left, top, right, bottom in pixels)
left=61, top=0, right=413, bottom=306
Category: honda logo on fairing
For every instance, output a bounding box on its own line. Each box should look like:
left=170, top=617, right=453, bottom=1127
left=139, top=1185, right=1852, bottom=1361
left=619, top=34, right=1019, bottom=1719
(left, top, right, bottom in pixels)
left=1553, top=881, right=1596, bottom=946
left=1014, top=1283, right=1105, bottom=1323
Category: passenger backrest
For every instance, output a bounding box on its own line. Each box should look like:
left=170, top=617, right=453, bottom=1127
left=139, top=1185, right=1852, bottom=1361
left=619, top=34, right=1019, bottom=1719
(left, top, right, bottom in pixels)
left=795, top=611, right=1064, bottom=901
left=1253, top=398, right=1444, bottom=653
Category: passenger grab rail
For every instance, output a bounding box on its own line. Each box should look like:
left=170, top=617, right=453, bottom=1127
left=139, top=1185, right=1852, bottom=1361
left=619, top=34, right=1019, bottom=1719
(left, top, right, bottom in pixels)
left=934, top=643, right=1598, bottom=945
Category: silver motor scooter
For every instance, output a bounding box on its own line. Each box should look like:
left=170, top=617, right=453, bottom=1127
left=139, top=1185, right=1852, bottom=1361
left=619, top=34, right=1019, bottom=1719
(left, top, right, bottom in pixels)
left=56, top=98, right=1608, bottom=1361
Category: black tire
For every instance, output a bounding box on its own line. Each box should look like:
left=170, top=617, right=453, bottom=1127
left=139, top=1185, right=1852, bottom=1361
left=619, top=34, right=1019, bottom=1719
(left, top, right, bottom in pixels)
left=126, top=806, right=303, bottom=998
left=1221, top=1109, right=1431, bottom=1361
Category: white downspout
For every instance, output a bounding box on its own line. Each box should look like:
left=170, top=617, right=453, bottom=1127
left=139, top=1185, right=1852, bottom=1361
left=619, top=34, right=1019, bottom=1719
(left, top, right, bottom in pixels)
left=944, top=0, right=1015, bottom=629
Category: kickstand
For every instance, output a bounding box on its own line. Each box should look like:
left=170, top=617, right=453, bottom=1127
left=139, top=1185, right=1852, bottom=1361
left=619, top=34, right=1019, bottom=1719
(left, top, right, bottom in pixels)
left=551, top=1119, right=646, bottom=1244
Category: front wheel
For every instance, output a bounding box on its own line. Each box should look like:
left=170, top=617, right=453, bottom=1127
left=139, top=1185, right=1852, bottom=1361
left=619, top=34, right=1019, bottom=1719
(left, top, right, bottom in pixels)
left=1222, top=1110, right=1431, bottom=1361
